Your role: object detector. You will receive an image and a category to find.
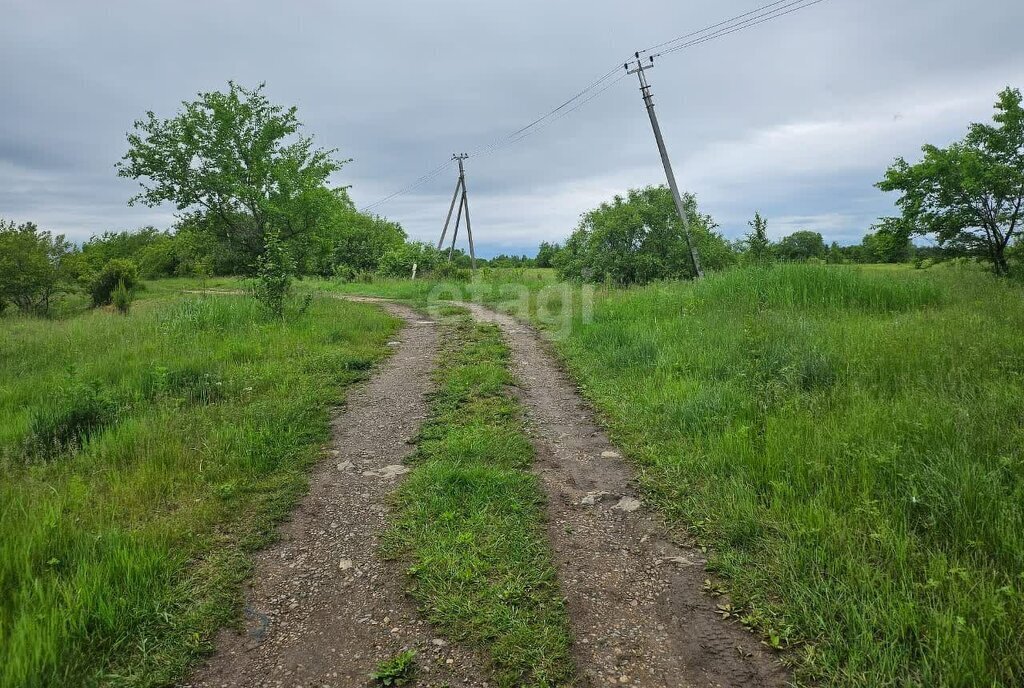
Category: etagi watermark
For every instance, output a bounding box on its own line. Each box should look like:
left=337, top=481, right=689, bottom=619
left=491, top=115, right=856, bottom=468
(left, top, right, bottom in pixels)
left=421, top=281, right=595, bottom=340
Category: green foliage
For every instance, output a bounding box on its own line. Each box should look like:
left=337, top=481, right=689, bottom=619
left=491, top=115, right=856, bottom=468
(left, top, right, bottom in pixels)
left=117, top=82, right=343, bottom=274
left=295, top=190, right=407, bottom=276
left=555, top=185, right=733, bottom=284
left=112, top=279, right=132, bottom=315
left=370, top=650, right=417, bottom=686
left=432, top=262, right=471, bottom=282
left=0, top=219, right=74, bottom=315
left=741, top=211, right=773, bottom=265
left=253, top=230, right=294, bottom=317
left=377, top=241, right=443, bottom=278
left=535, top=241, right=561, bottom=268
left=90, top=259, right=139, bottom=306
left=862, top=218, right=914, bottom=263
left=776, top=229, right=826, bottom=261
left=0, top=292, right=398, bottom=686
left=878, top=86, right=1024, bottom=275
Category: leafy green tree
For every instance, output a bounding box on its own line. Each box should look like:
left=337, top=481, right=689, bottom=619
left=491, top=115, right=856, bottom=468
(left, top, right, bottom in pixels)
left=535, top=241, right=561, bottom=268
left=862, top=218, right=914, bottom=263
left=826, top=241, right=844, bottom=264
left=117, top=82, right=343, bottom=273
left=776, top=230, right=827, bottom=261
left=294, top=188, right=407, bottom=276
left=878, top=87, right=1024, bottom=276
left=0, top=220, right=74, bottom=314
left=82, top=227, right=181, bottom=278
left=742, top=212, right=773, bottom=265
left=554, top=186, right=732, bottom=285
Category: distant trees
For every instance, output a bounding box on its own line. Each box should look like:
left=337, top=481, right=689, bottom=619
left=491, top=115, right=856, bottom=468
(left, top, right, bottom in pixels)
left=878, top=86, right=1023, bottom=276
left=117, top=82, right=343, bottom=275
left=535, top=241, right=561, bottom=268
left=555, top=186, right=733, bottom=285
left=776, top=230, right=826, bottom=261
left=0, top=220, right=74, bottom=315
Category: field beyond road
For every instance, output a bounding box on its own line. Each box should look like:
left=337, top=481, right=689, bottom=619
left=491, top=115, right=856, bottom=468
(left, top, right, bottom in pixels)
left=542, top=265, right=1024, bottom=685
left=0, top=292, right=398, bottom=687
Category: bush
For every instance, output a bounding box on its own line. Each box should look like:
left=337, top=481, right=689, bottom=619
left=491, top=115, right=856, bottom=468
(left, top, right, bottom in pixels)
left=112, top=279, right=132, bottom=314
left=253, top=230, right=293, bottom=317
left=90, top=259, right=139, bottom=306
left=431, top=262, right=471, bottom=282
left=378, top=242, right=443, bottom=278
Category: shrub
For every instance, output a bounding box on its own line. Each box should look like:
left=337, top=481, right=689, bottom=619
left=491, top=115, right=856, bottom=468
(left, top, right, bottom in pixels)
left=112, top=279, right=132, bottom=314
left=378, top=242, right=442, bottom=278
left=90, top=259, right=139, bottom=306
left=431, top=262, right=471, bottom=282
left=253, top=230, right=294, bottom=317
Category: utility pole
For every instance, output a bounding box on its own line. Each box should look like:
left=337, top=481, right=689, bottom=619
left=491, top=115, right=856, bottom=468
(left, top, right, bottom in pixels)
left=626, top=53, right=703, bottom=278
left=436, top=153, right=477, bottom=270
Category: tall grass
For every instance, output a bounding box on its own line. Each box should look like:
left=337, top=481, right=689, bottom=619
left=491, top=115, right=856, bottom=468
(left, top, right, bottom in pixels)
left=0, top=292, right=398, bottom=687
left=552, top=264, right=1023, bottom=685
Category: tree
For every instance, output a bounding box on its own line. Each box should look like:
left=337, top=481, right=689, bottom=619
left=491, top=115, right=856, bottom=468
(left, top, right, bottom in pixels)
left=117, top=82, right=343, bottom=273
left=0, top=220, right=73, bottom=314
left=862, top=218, right=913, bottom=263
left=554, top=186, right=733, bottom=285
left=742, top=212, right=773, bottom=265
left=535, top=241, right=561, bottom=268
left=878, top=87, right=1024, bottom=276
left=776, top=230, right=827, bottom=261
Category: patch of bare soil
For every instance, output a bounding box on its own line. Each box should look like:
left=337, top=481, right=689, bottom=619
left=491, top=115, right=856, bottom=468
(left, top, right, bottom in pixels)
left=186, top=302, right=487, bottom=688
left=463, top=303, right=789, bottom=688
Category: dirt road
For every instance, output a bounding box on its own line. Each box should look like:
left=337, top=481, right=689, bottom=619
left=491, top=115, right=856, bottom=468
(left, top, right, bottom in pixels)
left=187, top=301, right=487, bottom=688
left=186, top=295, right=787, bottom=687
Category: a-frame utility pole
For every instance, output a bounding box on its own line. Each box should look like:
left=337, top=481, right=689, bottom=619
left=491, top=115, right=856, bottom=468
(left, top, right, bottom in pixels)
left=436, top=153, right=477, bottom=270
left=626, top=53, right=703, bottom=278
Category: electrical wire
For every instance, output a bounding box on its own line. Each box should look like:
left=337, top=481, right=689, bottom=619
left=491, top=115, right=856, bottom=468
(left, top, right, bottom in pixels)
left=358, top=0, right=834, bottom=212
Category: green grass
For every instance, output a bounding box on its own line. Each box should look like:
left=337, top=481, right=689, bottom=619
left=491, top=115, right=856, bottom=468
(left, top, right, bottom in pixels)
left=0, top=291, right=399, bottom=687
left=300, top=263, right=1024, bottom=684
left=384, top=315, right=574, bottom=687
left=548, top=264, right=1024, bottom=686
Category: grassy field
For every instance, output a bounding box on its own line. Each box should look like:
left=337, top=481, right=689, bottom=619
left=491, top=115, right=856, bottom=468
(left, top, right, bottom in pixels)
left=325, top=263, right=1023, bottom=685
left=544, top=265, right=1024, bottom=686
left=0, top=292, right=398, bottom=687
left=384, top=312, right=574, bottom=687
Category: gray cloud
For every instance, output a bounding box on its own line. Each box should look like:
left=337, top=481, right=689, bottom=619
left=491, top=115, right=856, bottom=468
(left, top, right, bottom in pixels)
left=2, top=0, right=1022, bottom=255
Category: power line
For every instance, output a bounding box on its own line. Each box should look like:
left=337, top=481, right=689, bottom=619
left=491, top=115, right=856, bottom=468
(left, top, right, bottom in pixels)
left=638, top=0, right=793, bottom=54
left=653, top=0, right=831, bottom=57
left=358, top=0, right=834, bottom=212
left=360, top=160, right=452, bottom=213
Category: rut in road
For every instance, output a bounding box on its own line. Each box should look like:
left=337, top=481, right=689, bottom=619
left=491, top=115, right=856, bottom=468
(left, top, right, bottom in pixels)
left=187, top=301, right=487, bottom=688
left=462, top=302, right=788, bottom=688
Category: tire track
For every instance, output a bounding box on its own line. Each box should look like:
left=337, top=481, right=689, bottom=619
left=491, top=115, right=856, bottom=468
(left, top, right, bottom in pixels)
left=186, top=301, right=487, bottom=688
left=462, top=302, right=788, bottom=688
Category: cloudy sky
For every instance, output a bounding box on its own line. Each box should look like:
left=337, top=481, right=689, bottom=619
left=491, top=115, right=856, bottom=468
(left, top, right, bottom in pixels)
left=2, top=0, right=1022, bottom=257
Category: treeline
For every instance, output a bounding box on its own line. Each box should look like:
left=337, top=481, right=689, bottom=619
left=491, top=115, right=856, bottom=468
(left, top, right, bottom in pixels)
left=536, top=186, right=955, bottom=286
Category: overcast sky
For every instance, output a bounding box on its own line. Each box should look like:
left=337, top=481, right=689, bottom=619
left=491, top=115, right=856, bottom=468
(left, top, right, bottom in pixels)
left=2, top=0, right=1022, bottom=257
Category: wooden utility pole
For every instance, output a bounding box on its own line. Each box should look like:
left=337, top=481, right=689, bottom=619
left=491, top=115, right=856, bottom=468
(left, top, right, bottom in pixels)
left=436, top=153, right=477, bottom=269
left=626, top=53, right=703, bottom=278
